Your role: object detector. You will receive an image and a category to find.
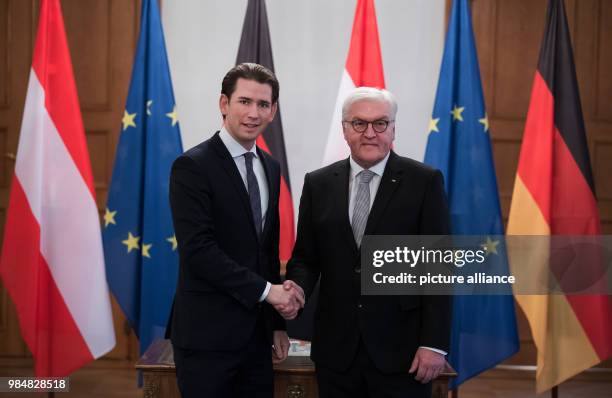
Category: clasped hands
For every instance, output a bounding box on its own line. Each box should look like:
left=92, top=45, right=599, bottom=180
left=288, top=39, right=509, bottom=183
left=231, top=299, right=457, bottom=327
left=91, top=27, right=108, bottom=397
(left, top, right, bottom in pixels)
left=265, top=280, right=305, bottom=320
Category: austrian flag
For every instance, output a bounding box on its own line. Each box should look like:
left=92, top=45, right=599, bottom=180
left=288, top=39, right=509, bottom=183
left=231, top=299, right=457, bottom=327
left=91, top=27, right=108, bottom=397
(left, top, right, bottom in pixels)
left=0, top=0, right=115, bottom=376
left=322, top=0, right=386, bottom=165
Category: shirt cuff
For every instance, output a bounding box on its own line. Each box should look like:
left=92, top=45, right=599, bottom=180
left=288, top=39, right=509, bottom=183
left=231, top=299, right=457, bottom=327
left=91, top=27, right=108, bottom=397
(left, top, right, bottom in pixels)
left=419, top=346, right=447, bottom=356
left=259, top=282, right=272, bottom=302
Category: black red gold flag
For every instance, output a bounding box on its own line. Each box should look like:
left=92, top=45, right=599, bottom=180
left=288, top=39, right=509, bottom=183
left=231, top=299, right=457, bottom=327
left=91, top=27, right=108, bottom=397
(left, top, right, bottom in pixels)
left=236, top=0, right=295, bottom=262
left=507, top=0, right=612, bottom=391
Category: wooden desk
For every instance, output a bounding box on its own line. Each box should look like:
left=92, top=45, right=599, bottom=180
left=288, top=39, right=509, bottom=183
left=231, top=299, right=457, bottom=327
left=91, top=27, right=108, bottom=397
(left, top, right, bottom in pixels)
left=136, top=340, right=456, bottom=398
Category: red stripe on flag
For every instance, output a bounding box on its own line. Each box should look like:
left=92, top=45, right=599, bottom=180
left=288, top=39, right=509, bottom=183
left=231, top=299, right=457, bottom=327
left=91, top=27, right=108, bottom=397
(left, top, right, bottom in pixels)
left=566, top=295, right=612, bottom=360
left=31, top=0, right=96, bottom=199
left=516, top=71, right=554, bottom=224
left=256, top=135, right=271, bottom=155
left=345, top=0, right=385, bottom=88
left=551, top=128, right=601, bottom=235
left=257, top=136, right=295, bottom=261
left=0, top=178, right=93, bottom=376
left=279, top=178, right=295, bottom=261
left=551, top=128, right=612, bottom=359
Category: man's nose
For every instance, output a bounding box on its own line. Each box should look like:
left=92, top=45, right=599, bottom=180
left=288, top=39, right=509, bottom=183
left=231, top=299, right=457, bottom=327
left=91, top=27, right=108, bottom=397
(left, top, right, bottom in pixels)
left=363, top=125, right=377, bottom=138
left=246, top=103, right=259, bottom=118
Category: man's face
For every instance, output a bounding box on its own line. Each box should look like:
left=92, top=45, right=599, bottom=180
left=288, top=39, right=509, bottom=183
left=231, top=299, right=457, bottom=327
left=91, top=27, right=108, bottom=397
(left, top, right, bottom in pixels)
left=343, top=99, right=395, bottom=169
left=219, top=78, right=278, bottom=149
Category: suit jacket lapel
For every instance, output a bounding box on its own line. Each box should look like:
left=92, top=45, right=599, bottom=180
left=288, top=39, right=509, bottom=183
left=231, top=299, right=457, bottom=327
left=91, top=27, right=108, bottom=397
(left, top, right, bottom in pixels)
left=364, top=151, right=402, bottom=236
left=210, top=132, right=258, bottom=238
left=333, top=159, right=359, bottom=254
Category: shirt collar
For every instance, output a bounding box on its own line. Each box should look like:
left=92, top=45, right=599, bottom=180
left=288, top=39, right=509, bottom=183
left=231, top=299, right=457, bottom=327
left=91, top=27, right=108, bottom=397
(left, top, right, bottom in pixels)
left=349, top=151, right=390, bottom=178
left=219, top=127, right=258, bottom=159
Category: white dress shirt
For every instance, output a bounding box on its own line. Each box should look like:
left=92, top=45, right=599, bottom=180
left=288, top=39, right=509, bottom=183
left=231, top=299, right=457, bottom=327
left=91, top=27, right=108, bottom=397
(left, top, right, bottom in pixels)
left=348, top=153, right=389, bottom=222
left=347, top=152, right=447, bottom=357
left=219, top=128, right=271, bottom=301
left=219, top=127, right=269, bottom=227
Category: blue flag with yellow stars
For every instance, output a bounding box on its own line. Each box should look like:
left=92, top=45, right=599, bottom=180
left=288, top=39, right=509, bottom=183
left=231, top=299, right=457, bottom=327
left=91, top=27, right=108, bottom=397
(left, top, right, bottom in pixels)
left=102, top=0, right=182, bottom=357
left=424, top=0, right=519, bottom=388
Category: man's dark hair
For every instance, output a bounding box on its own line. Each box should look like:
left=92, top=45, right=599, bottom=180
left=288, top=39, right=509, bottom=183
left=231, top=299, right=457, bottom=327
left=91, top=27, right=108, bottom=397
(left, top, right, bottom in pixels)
left=221, top=63, right=279, bottom=104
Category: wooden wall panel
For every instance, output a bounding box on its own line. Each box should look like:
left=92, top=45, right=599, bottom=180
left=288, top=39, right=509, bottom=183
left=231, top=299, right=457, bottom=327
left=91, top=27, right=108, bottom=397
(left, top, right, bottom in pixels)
left=86, top=129, right=109, bottom=207
left=490, top=138, right=521, bottom=217
left=594, top=142, right=612, bottom=200
left=0, top=209, right=26, bottom=357
left=594, top=139, right=612, bottom=235
left=0, top=0, right=8, bottom=108
left=596, top=0, right=612, bottom=121
left=63, top=0, right=111, bottom=110
left=573, top=0, right=597, bottom=122
left=491, top=0, right=546, bottom=120
left=589, top=0, right=612, bottom=237
left=0, top=129, right=6, bottom=188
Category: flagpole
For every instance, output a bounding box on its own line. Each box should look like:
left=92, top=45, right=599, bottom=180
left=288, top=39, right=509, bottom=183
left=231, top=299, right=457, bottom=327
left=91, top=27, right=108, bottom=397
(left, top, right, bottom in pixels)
left=551, top=386, right=558, bottom=398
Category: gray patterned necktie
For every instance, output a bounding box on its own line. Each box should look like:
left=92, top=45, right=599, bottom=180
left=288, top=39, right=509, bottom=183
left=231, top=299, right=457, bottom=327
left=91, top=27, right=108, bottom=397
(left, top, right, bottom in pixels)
left=244, top=152, right=262, bottom=237
left=351, top=169, right=375, bottom=246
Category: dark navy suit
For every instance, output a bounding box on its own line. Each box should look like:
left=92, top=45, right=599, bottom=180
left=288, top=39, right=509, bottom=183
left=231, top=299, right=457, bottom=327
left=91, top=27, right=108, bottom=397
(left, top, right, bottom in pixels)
left=168, top=132, right=284, bottom=397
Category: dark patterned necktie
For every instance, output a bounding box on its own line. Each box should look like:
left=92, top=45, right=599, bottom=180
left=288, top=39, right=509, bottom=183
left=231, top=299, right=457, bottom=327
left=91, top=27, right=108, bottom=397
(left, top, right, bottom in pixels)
left=244, top=152, right=262, bottom=237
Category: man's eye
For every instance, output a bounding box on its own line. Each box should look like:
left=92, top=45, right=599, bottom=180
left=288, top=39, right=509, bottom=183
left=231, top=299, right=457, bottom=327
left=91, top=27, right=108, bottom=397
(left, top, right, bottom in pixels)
left=238, top=99, right=250, bottom=105
left=353, top=120, right=367, bottom=128
left=258, top=102, right=270, bottom=109
left=373, top=120, right=388, bottom=128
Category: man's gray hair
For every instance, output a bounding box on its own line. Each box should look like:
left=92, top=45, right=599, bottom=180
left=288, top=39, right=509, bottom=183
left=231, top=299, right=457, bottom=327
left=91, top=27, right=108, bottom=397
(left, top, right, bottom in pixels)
left=341, top=87, right=398, bottom=120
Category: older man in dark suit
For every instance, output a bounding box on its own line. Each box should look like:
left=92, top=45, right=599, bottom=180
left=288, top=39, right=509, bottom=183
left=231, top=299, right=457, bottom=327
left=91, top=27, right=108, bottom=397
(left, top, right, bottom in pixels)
left=286, top=87, right=451, bottom=398
left=168, top=63, right=304, bottom=398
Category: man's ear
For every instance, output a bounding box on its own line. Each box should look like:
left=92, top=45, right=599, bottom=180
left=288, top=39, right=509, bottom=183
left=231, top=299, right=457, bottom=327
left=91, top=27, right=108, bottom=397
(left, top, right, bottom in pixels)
left=269, top=101, right=278, bottom=121
left=219, top=94, right=229, bottom=117
left=342, top=123, right=350, bottom=143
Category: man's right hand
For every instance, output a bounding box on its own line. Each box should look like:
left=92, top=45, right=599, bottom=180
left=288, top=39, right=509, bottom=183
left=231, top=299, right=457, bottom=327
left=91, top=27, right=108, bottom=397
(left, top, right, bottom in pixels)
left=266, top=281, right=305, bottom=320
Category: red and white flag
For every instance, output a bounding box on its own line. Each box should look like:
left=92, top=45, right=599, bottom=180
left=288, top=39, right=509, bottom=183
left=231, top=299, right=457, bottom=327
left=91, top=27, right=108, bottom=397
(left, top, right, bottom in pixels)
left=0, top=0, right=115, bottom=376
left=322, top=0, right=386, bottom=165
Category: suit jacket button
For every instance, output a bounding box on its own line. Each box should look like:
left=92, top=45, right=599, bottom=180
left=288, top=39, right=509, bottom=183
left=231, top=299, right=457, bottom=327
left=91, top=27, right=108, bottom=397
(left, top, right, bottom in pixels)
left=358, top=304, right=363, bottom=309
left=354, top=267, right=361, bottom=274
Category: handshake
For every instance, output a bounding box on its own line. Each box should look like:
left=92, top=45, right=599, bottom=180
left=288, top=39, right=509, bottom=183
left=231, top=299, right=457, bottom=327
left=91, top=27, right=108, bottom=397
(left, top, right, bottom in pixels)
left=265, top=280, right=305, bottom=320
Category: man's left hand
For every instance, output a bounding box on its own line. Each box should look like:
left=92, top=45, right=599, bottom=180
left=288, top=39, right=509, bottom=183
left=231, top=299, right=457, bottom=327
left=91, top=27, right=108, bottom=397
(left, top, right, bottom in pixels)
left=272, top=330, right=290, bottom=364
left=408, top=348, right=445, bottom=384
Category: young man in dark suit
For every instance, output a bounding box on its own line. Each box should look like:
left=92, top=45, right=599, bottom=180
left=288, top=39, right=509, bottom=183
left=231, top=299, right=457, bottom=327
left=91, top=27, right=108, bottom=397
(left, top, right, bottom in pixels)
left=286, top=87, right=452, bottom=398
left=168, top=63, right=304, bottom=398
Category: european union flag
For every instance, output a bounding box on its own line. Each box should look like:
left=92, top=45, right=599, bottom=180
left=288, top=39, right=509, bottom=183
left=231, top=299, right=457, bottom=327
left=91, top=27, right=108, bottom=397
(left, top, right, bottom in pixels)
left=423, top=0, right=519, bottom=387
left=102, top=0, right=182, bottom=357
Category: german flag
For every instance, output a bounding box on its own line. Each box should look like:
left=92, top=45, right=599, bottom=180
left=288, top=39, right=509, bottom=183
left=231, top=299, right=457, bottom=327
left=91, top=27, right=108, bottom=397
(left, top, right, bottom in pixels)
left=507, top=0, right=612, bottom=392
left=236, top=0, right=295, bottom=263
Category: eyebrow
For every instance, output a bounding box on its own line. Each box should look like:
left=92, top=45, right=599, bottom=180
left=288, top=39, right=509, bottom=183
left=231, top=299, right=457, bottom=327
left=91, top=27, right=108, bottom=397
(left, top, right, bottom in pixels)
left=236, top=96, right=271, bottom=105
left=352, top=116, right=390, bottom=121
